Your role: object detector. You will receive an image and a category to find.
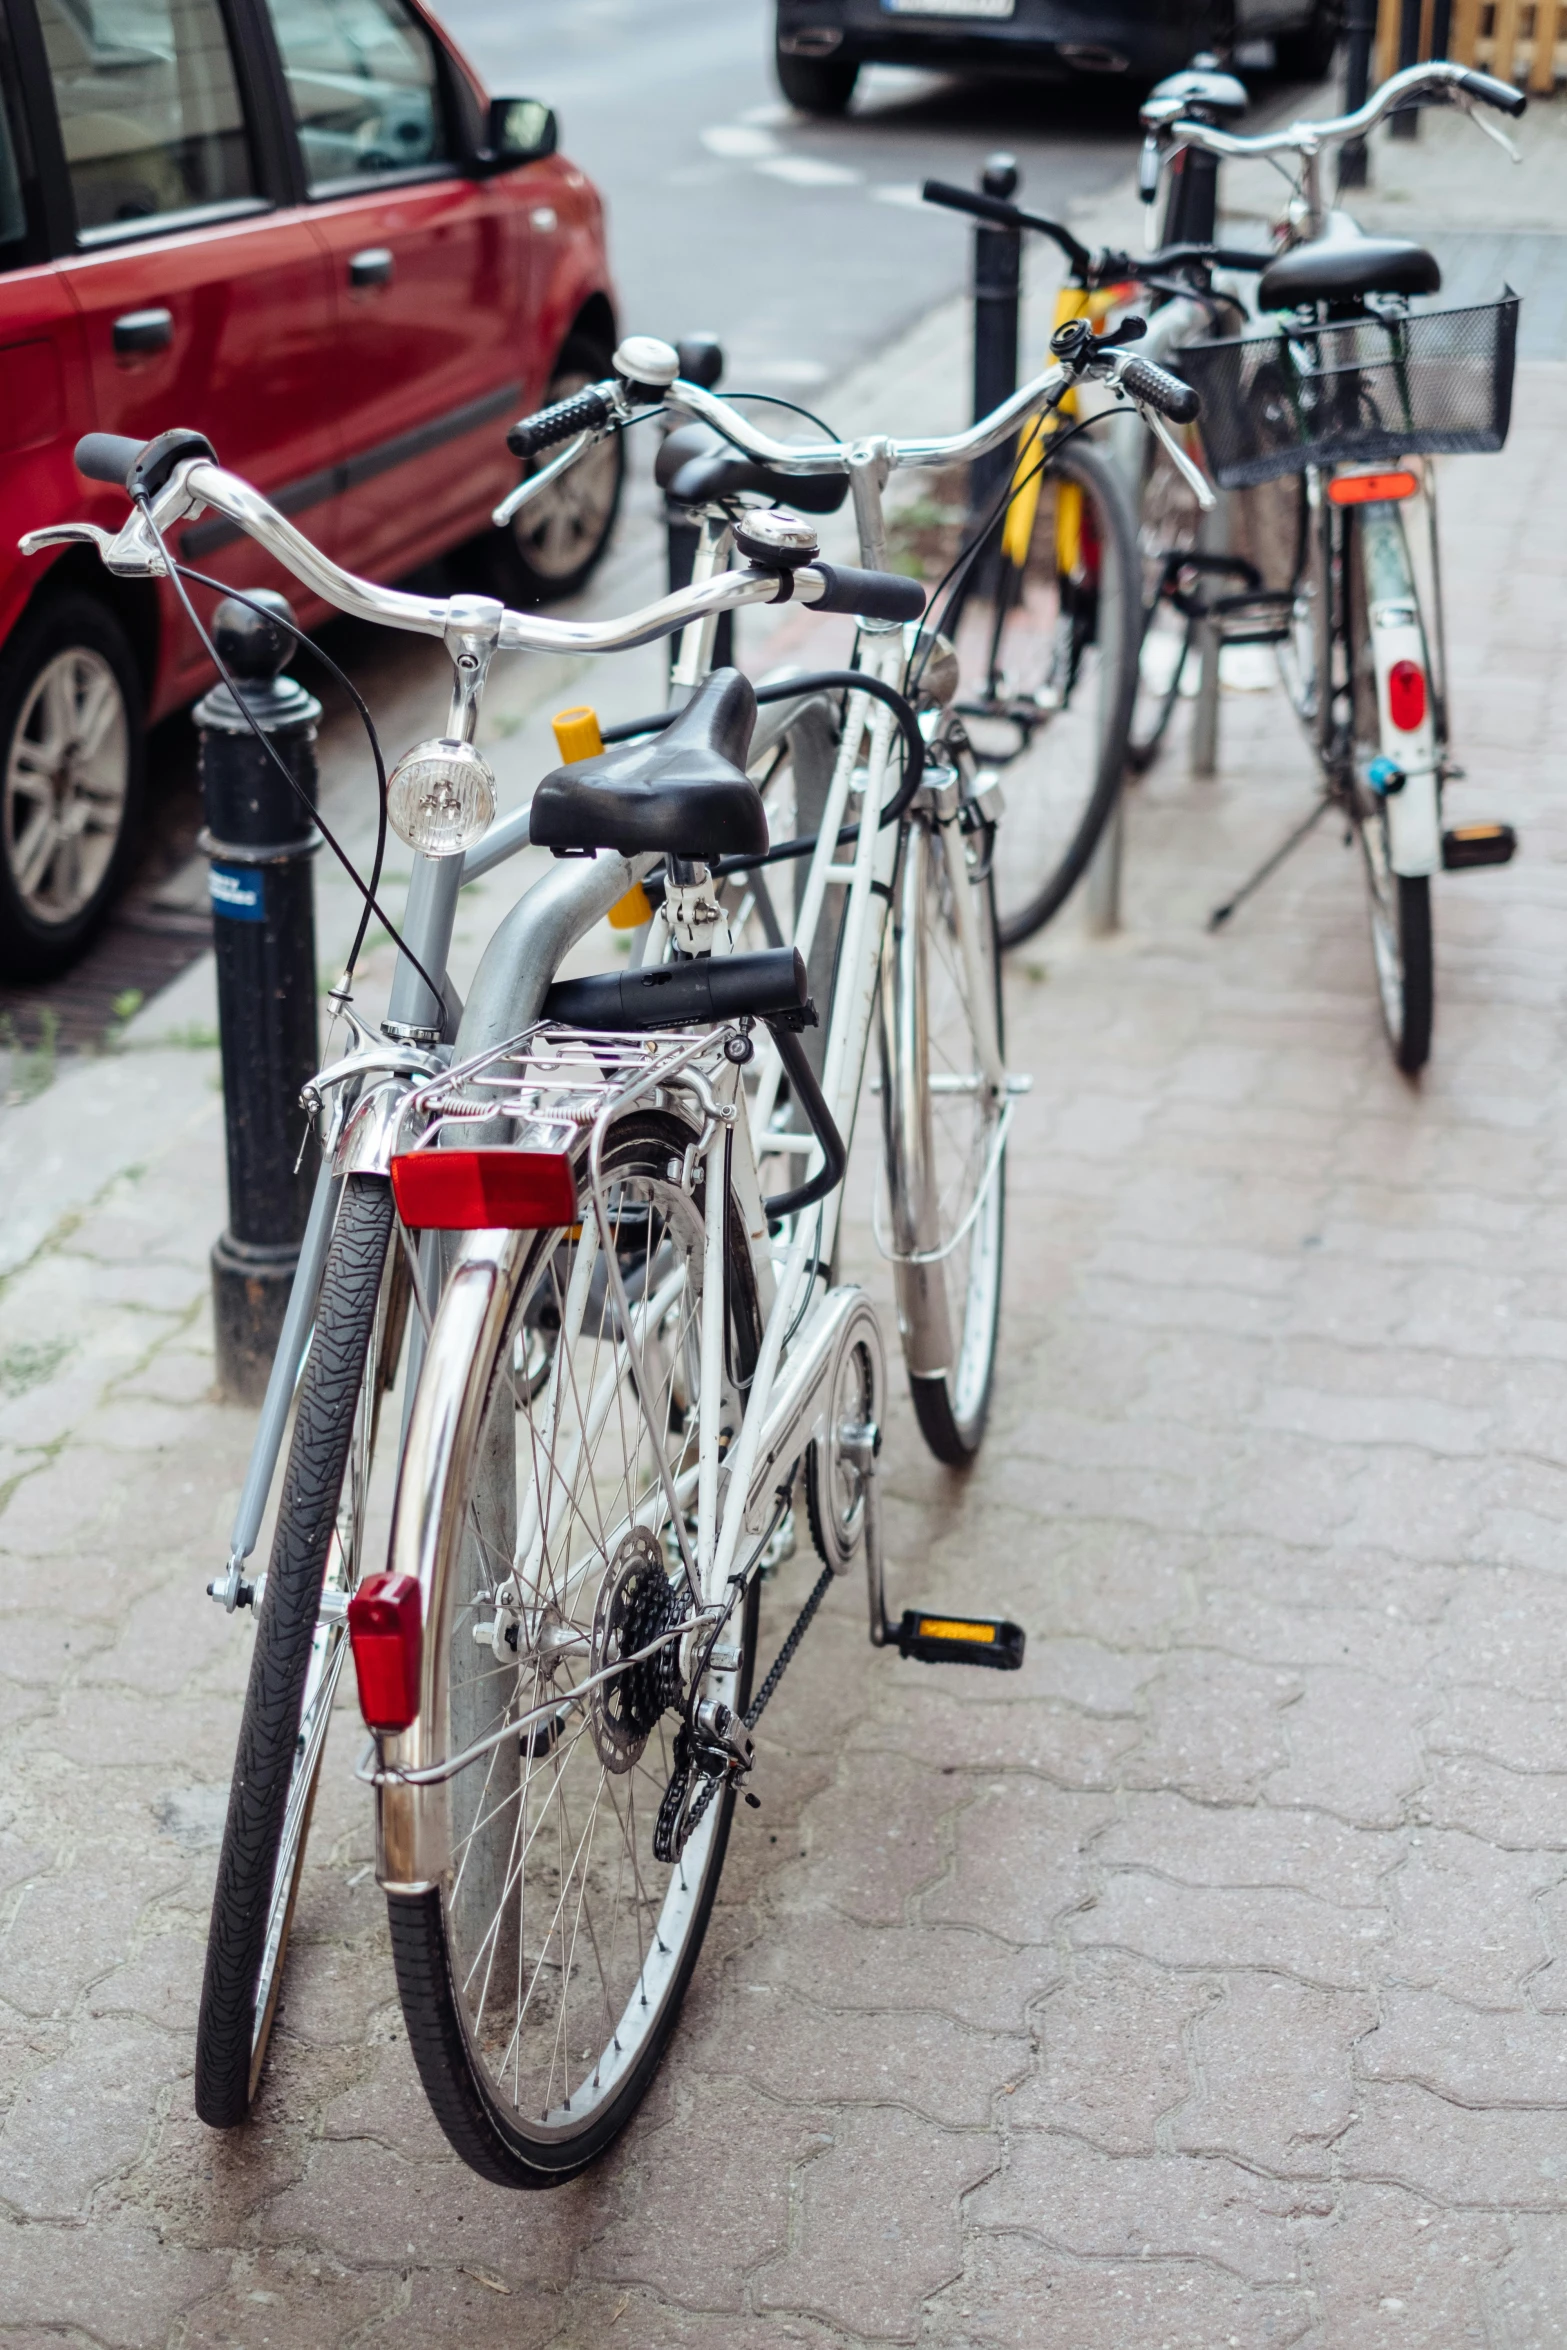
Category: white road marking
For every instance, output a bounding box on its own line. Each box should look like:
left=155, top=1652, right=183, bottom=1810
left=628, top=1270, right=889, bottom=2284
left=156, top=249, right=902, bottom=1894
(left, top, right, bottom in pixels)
left=873, top=184, right=928, bottom=208
left=755, top=155, right=863, bottom=188
left=740, top=103, right=792, bottom=127
left=700, top=124, right=780, bottom=159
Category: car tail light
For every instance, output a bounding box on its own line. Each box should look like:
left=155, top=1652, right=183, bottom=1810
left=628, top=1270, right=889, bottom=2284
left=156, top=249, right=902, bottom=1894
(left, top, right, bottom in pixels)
left=1387, top=659, right=1427, bottom=732
left=348, top=1573, right=422, bottom=1733
left=1329, top=469, right=1418, bottom=506
left=391, top=1148, right=577, bottom=1230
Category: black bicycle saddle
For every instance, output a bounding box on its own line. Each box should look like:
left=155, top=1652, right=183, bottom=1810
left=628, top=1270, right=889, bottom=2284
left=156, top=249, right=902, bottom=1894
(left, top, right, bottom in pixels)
left=530, top=667, right=767, bottom=862
left=1259, top=234, right=1441, bottom=311
left=655, top=422, right=849, bottom=517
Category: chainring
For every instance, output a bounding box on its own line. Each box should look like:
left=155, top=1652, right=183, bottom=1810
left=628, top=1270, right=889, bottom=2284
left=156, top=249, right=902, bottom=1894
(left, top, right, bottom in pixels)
left=590, top=1526, right=686, bottom=1774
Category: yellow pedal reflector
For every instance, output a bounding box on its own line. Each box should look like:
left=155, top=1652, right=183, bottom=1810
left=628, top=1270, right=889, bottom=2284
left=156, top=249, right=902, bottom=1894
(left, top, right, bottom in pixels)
left=896, top=1610, right=1025, bottom=1671
left=552, top=705, right=605, bottom=763
left=608, top=882, right=653, bottom=929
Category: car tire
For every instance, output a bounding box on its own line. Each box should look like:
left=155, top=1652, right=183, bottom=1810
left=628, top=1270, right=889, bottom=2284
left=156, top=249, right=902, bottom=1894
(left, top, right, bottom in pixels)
left=1276, top=0, right=1341, bottom=79
left=0, top=591, right=144, bottom=981
left=486, top=334, right=625, bottom=607
left=775, top=40, right=859, bottom=114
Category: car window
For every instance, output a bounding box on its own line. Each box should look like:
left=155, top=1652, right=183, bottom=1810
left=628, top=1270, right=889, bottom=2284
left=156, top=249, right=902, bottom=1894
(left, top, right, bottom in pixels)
left=36, top=0, right=255, bottom=237
left=0, top=83, right=25, bottom=249
left=264, top=0, right=450, bottom=193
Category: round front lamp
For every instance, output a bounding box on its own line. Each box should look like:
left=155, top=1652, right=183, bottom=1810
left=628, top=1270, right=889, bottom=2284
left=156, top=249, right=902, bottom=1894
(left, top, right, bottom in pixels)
left=386, top=738, right=497, bottom=857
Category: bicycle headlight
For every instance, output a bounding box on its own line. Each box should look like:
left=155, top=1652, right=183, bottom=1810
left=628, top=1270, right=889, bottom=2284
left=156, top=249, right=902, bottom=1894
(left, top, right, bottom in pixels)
left=386, top=738, right=497, bottom=858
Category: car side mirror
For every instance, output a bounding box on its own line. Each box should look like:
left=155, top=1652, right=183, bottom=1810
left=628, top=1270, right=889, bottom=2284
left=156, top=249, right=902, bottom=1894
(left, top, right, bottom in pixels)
left=481, top=97, right=558, bottom=171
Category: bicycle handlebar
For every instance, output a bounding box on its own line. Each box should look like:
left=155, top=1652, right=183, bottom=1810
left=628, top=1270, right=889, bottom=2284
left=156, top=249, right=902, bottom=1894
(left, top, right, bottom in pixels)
left=48, top=439, right=923, bottom=650
left=1117, top=355, right=1199, bottom=424
left=1162, top=59, right=1524, bottom=160
left=920, top=179, right=1094, bottom=279
left=506, top=380, right=617, bottom=459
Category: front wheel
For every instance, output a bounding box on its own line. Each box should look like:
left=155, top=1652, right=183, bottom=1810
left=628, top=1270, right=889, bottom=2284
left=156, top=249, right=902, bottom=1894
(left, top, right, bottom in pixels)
left=881, top=814, right=1007, bottom=1466
left=195, top=1175, right=399, bottom=2126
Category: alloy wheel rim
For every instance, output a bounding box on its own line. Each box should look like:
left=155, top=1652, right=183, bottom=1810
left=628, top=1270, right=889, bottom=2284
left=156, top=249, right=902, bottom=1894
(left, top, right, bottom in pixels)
left=3, top=647, right=129, bottom=927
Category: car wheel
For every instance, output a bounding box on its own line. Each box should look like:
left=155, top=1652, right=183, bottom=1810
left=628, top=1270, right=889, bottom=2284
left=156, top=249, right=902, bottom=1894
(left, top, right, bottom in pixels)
left=0, top=592, right=144, bottom=980
left=775, top=39, right=859, bottom=114
left=487, top=335, right=625, bottom=606
left=1276, top=0, right=1341, bottom=79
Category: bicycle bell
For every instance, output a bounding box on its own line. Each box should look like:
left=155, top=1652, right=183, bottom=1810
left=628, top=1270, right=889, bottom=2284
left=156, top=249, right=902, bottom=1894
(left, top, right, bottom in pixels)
left=732, top=508, right=819, bottom=569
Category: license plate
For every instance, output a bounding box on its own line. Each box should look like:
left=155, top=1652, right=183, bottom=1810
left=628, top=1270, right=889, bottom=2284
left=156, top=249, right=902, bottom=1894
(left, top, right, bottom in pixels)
left=882, top=0, right=1016, bottom=16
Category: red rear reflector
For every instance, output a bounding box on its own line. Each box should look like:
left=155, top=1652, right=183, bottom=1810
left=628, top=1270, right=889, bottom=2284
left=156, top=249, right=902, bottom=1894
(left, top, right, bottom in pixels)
left=391, top=1148, right=577, bottom=1230
left=347, top=1572, right=422, bottom=1733
left=1387, top=659, right=1427, bottom=732
left=1329, top=470, right=1419, bottom=506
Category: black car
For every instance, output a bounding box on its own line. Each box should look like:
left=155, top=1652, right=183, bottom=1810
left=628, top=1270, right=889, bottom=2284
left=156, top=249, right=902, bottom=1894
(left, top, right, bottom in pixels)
left=774, top=0, right=1339, bottom=110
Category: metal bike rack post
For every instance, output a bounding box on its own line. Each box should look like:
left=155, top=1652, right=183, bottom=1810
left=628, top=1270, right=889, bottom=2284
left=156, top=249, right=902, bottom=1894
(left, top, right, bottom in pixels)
left=196, top=593, right=323, bottom=1404
left=665, top=334, right=732, bottom=679
left=970, top=153, right=1022, bottom=554
left=1339, top=0, right=1378, bottom=186
left=1190, top=490, right=1231, bottom=779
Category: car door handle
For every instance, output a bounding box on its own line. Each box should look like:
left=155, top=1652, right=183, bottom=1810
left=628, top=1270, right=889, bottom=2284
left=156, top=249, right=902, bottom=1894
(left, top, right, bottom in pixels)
left=348, top=247, right=395, bottom=290
left=112, top=307, right=174, bottom=358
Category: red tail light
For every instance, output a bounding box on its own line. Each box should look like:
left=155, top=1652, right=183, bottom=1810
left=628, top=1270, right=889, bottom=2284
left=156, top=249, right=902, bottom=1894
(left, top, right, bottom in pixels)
left=391, top=1148, right=577, bottom=1230
left=348, top=1572, right=422, bottom=1733
left=1387, top=659, right=1427, bottom=732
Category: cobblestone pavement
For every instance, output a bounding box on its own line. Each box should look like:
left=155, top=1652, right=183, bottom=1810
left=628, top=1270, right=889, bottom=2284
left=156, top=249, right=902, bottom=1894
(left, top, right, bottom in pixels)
left=5, top=179, right=1567, bottom=2350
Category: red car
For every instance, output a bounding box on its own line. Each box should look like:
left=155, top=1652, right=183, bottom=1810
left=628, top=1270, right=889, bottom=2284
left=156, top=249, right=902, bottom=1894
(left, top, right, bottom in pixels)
left=0, top=0, right=622, bottom=976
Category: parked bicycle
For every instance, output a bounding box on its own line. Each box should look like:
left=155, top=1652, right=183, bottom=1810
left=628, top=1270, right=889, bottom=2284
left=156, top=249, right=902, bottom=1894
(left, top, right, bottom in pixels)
left=1127, top=58, right=1526, bottom=1073
left=23, top=314, right=1197, bottom=2182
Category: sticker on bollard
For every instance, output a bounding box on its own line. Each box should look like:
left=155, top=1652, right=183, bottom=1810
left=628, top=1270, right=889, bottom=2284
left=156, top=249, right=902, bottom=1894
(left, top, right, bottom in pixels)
left=209, top=863, right=266, bottom=922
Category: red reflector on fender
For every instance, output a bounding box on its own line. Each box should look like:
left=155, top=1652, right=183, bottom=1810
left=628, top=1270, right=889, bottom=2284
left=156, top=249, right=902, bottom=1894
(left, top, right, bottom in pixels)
left=347, top=1572, right=422, bottom=1733
left=1328, top=469, right=1419, bottom=506
left=391, top=1148, right=578, bottom=1230
left=1387, top=658, right=1427, bottom=732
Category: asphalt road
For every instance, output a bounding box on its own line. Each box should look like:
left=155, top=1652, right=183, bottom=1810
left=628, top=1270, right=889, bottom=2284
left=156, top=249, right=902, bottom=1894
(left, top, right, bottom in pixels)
left=435, top=0, right=1143, bottom=392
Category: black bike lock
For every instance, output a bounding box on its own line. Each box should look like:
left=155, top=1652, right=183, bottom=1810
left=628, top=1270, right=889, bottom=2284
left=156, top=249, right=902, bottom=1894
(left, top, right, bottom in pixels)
left=196, top=592, right=323, bottom=1404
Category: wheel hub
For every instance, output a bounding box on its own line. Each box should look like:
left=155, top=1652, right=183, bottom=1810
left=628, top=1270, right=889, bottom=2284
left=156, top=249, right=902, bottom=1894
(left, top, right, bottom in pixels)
left=589, top=1527, right=686, bottom=1773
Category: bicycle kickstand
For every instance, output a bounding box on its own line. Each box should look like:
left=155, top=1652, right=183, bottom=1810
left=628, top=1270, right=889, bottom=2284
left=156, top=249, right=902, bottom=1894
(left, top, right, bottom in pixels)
left=1208, top=792, right=1336, bottom=932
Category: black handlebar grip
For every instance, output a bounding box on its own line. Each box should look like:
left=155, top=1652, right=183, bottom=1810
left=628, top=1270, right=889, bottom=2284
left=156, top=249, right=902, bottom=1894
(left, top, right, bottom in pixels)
left=807, top=563, right=926, bottom=623
left=75, top=432, right=146, bottom=488
left=1119, top=356, right=1201, bottom=425
left=922, top=177, right=1018, bottom=229
left=506, top=382, right=616, bottom=461
left=1456, top=67, right=1527, bottom=116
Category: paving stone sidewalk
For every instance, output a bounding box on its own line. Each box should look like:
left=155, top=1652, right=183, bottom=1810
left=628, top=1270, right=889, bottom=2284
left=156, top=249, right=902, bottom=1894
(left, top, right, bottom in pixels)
left=5, top=130, right=1567, bottom=2350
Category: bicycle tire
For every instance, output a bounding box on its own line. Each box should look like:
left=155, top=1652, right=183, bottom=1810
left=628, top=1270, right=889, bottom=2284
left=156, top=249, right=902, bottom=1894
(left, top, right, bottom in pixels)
left=388, top=1112, right=761, bottom=2185
left=948, top=438, right=1139, bottom=948
left=195, top=1173, right=395, bottom=2127
left=882, top=816, right=1006, bottom=1466
left=1128, top=429, right=1205, bottom=775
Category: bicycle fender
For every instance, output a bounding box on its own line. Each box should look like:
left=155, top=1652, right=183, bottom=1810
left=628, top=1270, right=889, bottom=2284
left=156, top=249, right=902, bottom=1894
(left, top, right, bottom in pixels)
left=1370, top=601, right=1440, bottom=878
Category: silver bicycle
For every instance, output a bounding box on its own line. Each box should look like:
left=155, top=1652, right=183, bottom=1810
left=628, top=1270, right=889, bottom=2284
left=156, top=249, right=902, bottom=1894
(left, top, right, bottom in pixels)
left=25, top=319, right=1196, bottom=2181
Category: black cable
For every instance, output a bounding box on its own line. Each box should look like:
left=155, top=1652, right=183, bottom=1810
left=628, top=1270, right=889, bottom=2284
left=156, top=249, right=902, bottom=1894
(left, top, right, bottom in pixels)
left=173, top=563, right=391, bottom=992
left=140, top=507, right=445, bottom=1008
left=705, top=389, right=841, bottom=442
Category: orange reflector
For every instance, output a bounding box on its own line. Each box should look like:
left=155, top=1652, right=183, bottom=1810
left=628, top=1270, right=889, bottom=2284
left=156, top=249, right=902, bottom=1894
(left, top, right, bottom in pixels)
left=391, top=1148, right=578, bottom=1230
left=1328, top=469, right=1418, bottom=506
left=916, top=1617, right=998, bottom=1645
left=1387, top=658, right=1427, bottom=732
left=608, top=882, right=652, bottom=929
left=348, top=1572, right=422, bottom=1734
left=552, top=704, right=604, bottom=763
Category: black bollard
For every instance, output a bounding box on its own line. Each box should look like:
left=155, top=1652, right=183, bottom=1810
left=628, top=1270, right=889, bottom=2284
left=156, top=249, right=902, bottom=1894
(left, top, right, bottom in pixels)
left=666, top=334, right=732, bottom=678
left=196, top=591, right=323, bottom=1404
left=1339, top=0, right=1378, bottom=185
left=1390, top=0, right=1423, bottom=136
left=970, top=153, right=1022, bottom=567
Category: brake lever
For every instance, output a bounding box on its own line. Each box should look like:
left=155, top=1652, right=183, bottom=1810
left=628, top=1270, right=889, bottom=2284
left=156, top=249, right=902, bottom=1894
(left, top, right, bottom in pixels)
left=491, top=427, right=597, bottom=527
left=1459, top=95, right=1522, bottom=161
left=19, top=522, right=116, bottom=560
left=1140, top=405, right=1216, bottom=511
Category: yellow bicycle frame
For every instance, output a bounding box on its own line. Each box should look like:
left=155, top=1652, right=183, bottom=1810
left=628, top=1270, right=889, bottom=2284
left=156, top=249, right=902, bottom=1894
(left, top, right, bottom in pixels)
left=1001, top=284, right=1126, bottom=577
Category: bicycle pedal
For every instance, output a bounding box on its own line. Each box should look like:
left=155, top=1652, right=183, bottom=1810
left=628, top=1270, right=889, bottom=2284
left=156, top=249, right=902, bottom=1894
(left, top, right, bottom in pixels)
left=1443, top=822, right=1517, bottom=870
left=894, top=1610, right=1025, bottom=1671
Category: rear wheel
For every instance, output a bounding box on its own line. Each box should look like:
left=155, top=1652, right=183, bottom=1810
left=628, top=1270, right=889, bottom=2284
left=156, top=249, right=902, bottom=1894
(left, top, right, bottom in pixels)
left=775, top=39, right=859, bottom=114
left=1361, top=837, right=1433, bottom=1074
left=389, top=1115, right=762, bottom=2185
left=0, top=593, right=143, bottom=979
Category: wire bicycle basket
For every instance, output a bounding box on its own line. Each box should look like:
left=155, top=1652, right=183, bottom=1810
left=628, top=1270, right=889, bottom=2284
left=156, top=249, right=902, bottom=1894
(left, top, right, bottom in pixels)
left=1178, top=292, right=1519, bottom=489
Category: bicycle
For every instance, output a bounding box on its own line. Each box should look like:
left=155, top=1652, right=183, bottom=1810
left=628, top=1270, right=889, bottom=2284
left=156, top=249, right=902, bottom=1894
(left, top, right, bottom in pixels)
left=1126, top=57, right=1526, bottom=1073
left=24, top=314, right=1196, bottom=2182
